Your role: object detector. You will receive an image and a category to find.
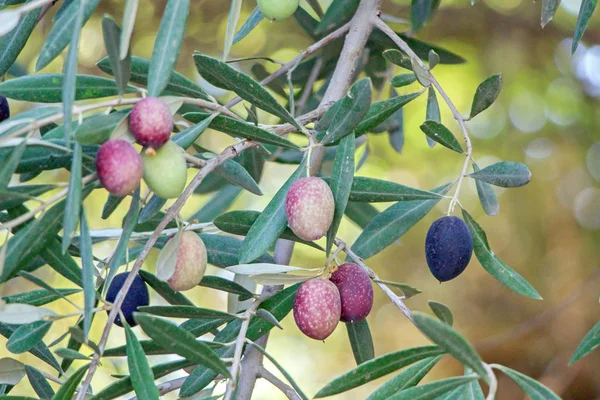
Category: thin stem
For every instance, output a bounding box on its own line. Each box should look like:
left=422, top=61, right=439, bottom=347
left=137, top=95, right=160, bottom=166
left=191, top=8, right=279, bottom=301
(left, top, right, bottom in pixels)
left=373, top=18, right=473, bottom=215
left=484, top=363, right=499, bottom=400
left=258, top=367, right=302, bottom=400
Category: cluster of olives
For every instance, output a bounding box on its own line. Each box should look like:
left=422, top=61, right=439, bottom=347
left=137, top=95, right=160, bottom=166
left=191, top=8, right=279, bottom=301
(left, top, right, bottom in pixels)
left=96, top=97, right=188, bottom=199
left=106, top=231, right=208, bottom=327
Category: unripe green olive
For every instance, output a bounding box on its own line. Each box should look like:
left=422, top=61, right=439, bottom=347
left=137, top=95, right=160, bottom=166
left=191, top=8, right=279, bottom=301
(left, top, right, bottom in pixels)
left=142, top=141, right=187, bottom=199
left=257, top=0, right=299, bottom=21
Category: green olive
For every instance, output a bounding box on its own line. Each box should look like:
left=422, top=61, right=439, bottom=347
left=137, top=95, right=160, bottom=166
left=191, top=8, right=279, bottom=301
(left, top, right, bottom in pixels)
left=142, top=141, right=187, bottom=199
left=257, top=0, right=299, bottom=21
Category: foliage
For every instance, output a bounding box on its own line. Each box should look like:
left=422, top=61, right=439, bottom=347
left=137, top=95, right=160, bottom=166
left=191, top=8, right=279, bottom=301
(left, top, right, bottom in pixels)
left=0, top=0, right=595, bottom=399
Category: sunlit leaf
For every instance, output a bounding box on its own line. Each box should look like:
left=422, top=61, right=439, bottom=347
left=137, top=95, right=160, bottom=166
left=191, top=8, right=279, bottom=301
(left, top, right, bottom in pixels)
left=389, top=376, right=476, bottom=400
left=420, top=121, right=463, bottom=153
left=367, top=356, right=442, bottom=400
left=493, top=365, right=561, bottom=400
left=469, top=74, right=502, bottom=119
left=428, top=301, right=453, bottom=326
left=346, top=319, right=374, bottom=365
left=472, top=162, right=499, bottom=216
left=570, top=321, right=600, bottom=365
left=124, top=323, right=160, bottom=400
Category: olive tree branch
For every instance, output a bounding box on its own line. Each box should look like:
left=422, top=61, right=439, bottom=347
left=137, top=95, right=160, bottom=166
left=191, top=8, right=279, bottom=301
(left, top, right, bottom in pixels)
left=258, top=367, right=302, bottom=400
left=373, top=18, right=473, bottom=215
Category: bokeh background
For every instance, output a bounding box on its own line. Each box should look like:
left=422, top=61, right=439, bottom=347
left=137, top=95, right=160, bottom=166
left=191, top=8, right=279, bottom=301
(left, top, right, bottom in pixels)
left=2, top=0, right=600, bottom=398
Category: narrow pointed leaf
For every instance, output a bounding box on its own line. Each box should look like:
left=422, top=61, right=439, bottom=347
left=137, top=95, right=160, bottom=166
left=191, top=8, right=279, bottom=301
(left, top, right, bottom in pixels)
left=223, top=0, right=243, bottom=60
left=473, top=162, right=498, bottom=216
left=321, top=79, right=372, bottom=145
left=468, top=161, right=531, bottom=188
left=214, top=210, right=323, bottom=251
left=61, top=143, right=82, bottom=253
left=200, top=234, right=276, bottom=267
left=6, top=321, right=52, bottom=354
left=0, top=74, right=137, bottom=103
left=35, top=0, right=99, bottom=71
left=570, top=321, right=600, bottom=364
left=469, top=74, right=502, bottom=119
left=61, top=0, right=84, bottom=141
left=493, top=365, right=561, bottom=400
left=462, top=209, right=542, bottom=299
left=199, top=275, right=254, bottom=300
left=314, top=0, right=360, bottom=35
left=134, top=313, right=231, bottom=378
left=373, top=280, right=422, bottom=298
left=102, top=194, right=124, bottom=219
left=239, top=159, right=307, bottom=263
left=412, top=312, right=488, bottom=382
left=344, top=201, right=379, bottom=228
left=3, top=288, right=80, bottom=307
left=233, top=6, right=264, bottom=44
left=389, top=376, right=477, bottom=400
left=191, top=184, right=242, bottom=222
left=425, top=87, right=440, bottom=147
left=541, top=0, right=561, bottom=27
left=572, top=0, right=597, bottom=53
left=346, top=319, right=374, bottom=365
left=355, top=92, right=423, bottom=136
left=0, top=323, right=61, bottom=373
left=120, top=0, right=138, bottom=59
left=420, top=121, right=463, bottom=153
left=50, top=363, right=89, bottom=400
left=0, top=139, right=26, bottom=189
left=314, top=346, right=444, bottom=398
left=459, top=367, right=485, bottom=400
left=411, top=0, right=441, bottom=31
left=352, top=184, right=452, bottom=260
left=0, top=184, right=57, bottom=211
left=147, top=0, right=189, bottom=96
left=326, top=134, right=355, bottom=253
left=0, top=1, right=41, bottom=76
left=41, top=238, right=84, bottom=287
left=25, top=365, right=54, bottom=399
left=54, top=348, right=90, bottom=360
left=137, top=195, right=166, bottom=224
left=79, top=209, right=95, bottom=340
left=193, top=53, right=300, bottom=129
left=102, top=15, right=131, bottom=96
left=329, top=176, right=442, bottom=203
left=172, top=113, right=217, bottom=149
left=367, top=356, right=442, bottom=400
left=428, top=301, right=453, bottom=326
left=124, top=323, right=160, bottom=400
left=137, top=269, right=193, bottom=306
left=138, top=305, right=238, bottom=321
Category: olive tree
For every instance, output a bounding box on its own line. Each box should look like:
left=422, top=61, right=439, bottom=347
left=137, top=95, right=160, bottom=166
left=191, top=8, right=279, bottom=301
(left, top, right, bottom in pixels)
left=0, top=0, right=596, bottom=399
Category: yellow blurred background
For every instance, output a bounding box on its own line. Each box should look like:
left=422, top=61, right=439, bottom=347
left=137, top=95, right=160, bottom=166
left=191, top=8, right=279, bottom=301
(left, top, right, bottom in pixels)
left=2, top=0, right=600, bottom=399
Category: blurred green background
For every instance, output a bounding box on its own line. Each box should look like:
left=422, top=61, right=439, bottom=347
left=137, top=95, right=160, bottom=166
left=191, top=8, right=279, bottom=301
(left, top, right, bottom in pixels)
left=2, top=0, right=600, bottom=398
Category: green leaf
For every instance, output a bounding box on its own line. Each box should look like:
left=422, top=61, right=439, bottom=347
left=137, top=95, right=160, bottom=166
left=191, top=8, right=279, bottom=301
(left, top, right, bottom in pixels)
left=191, top=185, right=241, bottom=222
left=468, top=161, right=531, bottom=188
left=355, top=92, right=423, bottom=136
left=428, top=301, right=453, bottom=326
left=35, top=0, right=99, bottom=71
left=326, top=134, right=355, bottom=254
left=200, top=234, right=276, bottom=267
left=193, top=53, right=300, bottom=129
left=43, top=109, right=131, bottom=144
left=239, top=159, right=307, bottom=263
left=314, top=0, right=360, bottom=35
left=367, top=356, right=442, bottom=400
left=570, top=321, right=600, bottom=364
left=0, top=139, right=26, bottom=189
left=147, top=0, right=189, bottom=96
left=54, top=348, right=90, bottom=360
left=0, top=323, right=61, bottom=373
left=389, top=376, right=477, bottom=400
left=213, top=210, right=323, bottom=251
left=194, top=150, right=262, bottom=195
left=97, top=55, right=209, bottom=99
left=0, top=1, right=40, bottom=77
left=120, top=0, right=138, bottom=59
left=321, top=79, right=372, bottom=145
left=50, top=363, right=89, bottom=400
left=0, top=74, right=137, bottom=103
left=61, top=143, right=82, bottom=253
left=138, top=269, right=193, bottom=306
left=233, top=6, right=264, bottom=45
left=199, top=275, right=254, bottom=301
left=338, top=176, right=442, bottom=203
left=391, top=74, right=417, bottom=88
left=223, top=0, right=243, bottom=60
left=134, top=313, right=231, bottom=378
left=420, top=121, right=463, bottom=153
left=411, top=0, right=441, bottom=31
left=102, top=15, right=131, bottom=97
left=137, top=195, right=166, bottom=225
left=541, top=0, right=561, bottom=27
left=469, top=74, right=502, bottom=119
left=18, top=271, right=78, bottom=308
left=346, top=320, right=374, bottom=365
left=138, top=305, right=238, bottom=321
left=373, top=280, right=422, bottom=298
left=3, top=288, right=80, bottom=307
left=101, top=194, right=124, bottom=220
left=0, top=185, right=57, bottom=211
left=345, top=201, right=379, bottom=228
left=124, top=323, right=160, bottom=400
left=105, top=190, right=140, bottom=288
left=172, top=113, right=217, bottom=149
left=352, top=183, right=451, bottom=260
left=90, top=359, right=195, bottom=400
left=412, top=312, right=488, bottom=382
left=458, top=367, right=485, bottom=400
left=461, top=209, right=542, bottom=300
left=184, top=112, right=299, bottom=149
left=40, top=238, right=84, bottom=287
left=472, top=162, right=498, bottom=216
left=572, top=0, right=597, bottom=53
left=79, top=209, right=96, bottom=341
left=24, top=366, right=54, bottom=399
left=493, top=365, right=561, bottom=400
left=314, top=346, right=444, bottom=398
left=425, top=87, right=440, bottom=147
left=6, top=321, right=52, bottom=354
